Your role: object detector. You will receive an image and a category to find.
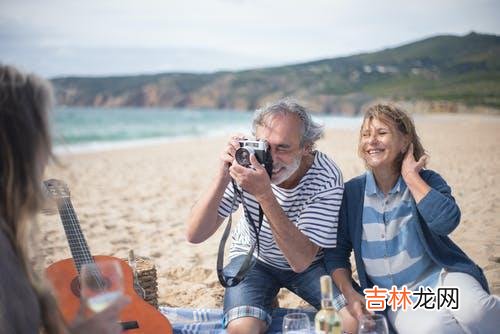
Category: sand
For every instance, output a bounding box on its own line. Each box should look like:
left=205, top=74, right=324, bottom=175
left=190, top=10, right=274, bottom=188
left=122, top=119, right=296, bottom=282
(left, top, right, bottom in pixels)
left=35, top=113, right=500, bottom=310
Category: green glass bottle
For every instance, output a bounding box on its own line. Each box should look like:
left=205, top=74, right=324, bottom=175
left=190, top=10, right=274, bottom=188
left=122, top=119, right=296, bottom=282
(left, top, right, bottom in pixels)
left=314, top=275, right=342, bottom=334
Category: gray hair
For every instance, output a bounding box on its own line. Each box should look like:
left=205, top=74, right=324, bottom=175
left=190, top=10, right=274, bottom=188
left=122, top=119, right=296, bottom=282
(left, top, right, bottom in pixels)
left=251, top=98, right=324, bottom=148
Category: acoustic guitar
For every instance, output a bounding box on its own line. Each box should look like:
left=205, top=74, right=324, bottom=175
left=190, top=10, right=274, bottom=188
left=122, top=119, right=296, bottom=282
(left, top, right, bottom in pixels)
left=44, top=179, right=173, bottom=333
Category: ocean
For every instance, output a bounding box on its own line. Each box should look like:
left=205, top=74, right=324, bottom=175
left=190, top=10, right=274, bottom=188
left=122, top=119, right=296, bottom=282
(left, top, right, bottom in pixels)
left=52, top=107, right=362, bottom=153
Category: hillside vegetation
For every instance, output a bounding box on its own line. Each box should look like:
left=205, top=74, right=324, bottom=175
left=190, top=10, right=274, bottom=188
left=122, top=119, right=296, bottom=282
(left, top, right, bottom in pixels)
left=52, top=32, right=500, bottom=114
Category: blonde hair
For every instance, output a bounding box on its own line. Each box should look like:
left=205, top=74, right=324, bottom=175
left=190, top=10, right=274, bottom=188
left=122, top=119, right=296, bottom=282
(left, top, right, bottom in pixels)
left=0, top=65, right=64, bottom=333
left=358, top=103, right=426, bottom=171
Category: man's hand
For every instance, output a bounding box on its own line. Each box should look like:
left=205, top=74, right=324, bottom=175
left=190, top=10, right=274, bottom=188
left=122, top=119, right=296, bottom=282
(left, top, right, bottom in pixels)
left=229, top=154, right=272, bottom=199
left=219, top=134, right=246, bottom=179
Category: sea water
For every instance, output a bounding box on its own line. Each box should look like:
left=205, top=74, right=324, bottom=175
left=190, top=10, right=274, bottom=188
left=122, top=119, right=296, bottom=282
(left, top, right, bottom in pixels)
left=52, top=107, right=361, bottom=154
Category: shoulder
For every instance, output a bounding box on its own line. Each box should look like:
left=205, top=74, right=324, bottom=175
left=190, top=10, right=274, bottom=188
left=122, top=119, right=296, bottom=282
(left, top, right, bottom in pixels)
left=419, top=169, right=448, bottom=187
left=345, top=174, right=366, bottom=191
left=311, top=151, right=343, bottom=184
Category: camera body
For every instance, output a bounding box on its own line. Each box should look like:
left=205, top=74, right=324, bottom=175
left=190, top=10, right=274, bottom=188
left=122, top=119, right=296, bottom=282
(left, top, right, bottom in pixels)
left=235, top=140, right=273, bottom=176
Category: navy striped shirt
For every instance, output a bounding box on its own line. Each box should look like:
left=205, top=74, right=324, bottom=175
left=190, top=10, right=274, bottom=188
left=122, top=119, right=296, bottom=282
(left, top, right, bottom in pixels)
left=361, top=171, right=440, bottom=290
left=217, top=151, right=344, bottom=270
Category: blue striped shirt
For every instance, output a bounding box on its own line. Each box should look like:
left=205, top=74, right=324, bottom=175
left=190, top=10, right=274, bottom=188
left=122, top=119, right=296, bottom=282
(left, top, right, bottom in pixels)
left=361, top=171, right=440, bottom=290
left=218, top=151, right=344, bottom=270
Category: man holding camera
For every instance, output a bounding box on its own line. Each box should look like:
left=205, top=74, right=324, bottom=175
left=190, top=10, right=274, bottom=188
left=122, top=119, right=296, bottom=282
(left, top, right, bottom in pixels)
left=186, top=98, right=355, bottom=334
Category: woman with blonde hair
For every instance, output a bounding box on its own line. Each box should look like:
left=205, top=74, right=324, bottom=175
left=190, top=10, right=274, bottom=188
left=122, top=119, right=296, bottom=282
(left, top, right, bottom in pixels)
left=0, top=64, right=128, bottom=333
left=325, top=103, right=499, bottom=333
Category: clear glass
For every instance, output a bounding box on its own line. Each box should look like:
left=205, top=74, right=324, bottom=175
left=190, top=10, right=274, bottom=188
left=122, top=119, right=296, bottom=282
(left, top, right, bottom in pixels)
left=80, top=259, right=124, bottom=313
left=282, top=312, right=311, bottom=333
left=357, top=314, right=389, bottom=334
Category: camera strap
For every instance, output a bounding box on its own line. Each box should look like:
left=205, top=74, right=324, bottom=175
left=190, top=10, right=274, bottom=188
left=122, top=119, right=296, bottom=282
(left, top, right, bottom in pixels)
left=216, top=179, right=264, bottom=288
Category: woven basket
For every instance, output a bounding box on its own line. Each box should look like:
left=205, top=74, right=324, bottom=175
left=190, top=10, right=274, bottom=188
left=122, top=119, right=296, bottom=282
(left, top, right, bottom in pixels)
left=123, top=256, right=159, bottom=309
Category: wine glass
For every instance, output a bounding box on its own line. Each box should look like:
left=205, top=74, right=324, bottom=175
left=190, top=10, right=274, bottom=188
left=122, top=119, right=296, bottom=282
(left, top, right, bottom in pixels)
left=80, top=259, right=124, bottom=313
left=357, top=314, right=389, bottom=334
left=282, top=312, right=311, bottom=333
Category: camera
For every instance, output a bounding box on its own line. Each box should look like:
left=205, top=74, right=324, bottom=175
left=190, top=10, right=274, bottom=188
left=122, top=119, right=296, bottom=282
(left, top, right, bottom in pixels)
left=235, top=140, right=273, bottom=176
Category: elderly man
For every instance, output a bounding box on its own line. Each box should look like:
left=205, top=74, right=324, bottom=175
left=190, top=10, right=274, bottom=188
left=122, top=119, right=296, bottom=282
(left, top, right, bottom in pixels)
left=186, top=98, right=355, bottom=333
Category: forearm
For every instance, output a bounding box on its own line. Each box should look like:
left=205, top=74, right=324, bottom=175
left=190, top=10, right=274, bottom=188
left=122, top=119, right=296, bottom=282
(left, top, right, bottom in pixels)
left=332, top=268, right=357, bottom=296
left=186, top=172, right=230, bottom=243
left=256, top=190, right=319, bottom=272
left=403, top=171, right=431, bottom=203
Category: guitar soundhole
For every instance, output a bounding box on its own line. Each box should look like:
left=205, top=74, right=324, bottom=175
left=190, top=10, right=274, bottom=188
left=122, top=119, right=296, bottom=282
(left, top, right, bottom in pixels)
left=71, top=275, right=112, bottom=297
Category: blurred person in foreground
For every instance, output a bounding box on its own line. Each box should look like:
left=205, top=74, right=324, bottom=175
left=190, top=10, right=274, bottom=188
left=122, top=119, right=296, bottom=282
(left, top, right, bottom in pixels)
left=0, top=64, right=128, bottom=333
left=325, top=103, right=500, bottom=333
left=186, top=98, right=357, bottom=333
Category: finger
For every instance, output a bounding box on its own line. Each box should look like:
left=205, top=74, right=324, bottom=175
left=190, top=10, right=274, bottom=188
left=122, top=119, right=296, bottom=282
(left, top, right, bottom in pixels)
left=231, top=160, right=247, bottom=171
left=229, top=169, right=238, bottom=181
left=221, top=153, right=234, bottom=164
left=229, top=140, right=241, bottom=150
left=352, top=301, right=366, bottom=319
left=229, top=164, right=246, bottom=177
left=249, top=154, right=264, bottom=171
left=417, top=154, right=428, bottom=169
left=403, top=143, right=414, bottom=160
left=231, top=133, right=247, bottom=140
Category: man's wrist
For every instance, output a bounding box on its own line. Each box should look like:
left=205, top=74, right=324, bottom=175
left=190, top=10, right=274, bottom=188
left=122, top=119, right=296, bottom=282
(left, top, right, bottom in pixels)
left=255, top=188, right=274, bottom=203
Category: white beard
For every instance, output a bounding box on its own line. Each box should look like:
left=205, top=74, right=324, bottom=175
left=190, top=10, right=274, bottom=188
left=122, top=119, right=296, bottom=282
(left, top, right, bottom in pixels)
left=271, top=155, right=301, bottom=186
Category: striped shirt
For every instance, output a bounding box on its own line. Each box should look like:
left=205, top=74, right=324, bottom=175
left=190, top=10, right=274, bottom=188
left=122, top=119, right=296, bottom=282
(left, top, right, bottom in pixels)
left=361, top=171, right=440, bottom=290
left=217, top=151, right=344, bottom=270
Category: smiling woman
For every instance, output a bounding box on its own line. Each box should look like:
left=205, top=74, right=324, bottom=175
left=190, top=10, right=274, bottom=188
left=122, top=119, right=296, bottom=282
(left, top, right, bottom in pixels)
left=358, top=104, right=425, bottom=183
left=325, top=103, right=500, bottom=334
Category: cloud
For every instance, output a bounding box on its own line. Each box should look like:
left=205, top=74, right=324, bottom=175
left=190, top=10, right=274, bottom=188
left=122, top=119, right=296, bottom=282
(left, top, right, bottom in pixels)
left=1, top=0, right=499, bottom=76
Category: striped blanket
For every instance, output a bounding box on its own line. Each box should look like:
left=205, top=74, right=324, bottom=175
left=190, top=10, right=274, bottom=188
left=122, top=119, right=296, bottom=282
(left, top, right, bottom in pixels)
left=160, top=307, right=316, bottom=333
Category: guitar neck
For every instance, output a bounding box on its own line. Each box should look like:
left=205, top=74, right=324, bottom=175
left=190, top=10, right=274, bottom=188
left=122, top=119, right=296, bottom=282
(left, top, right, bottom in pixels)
left=57, top=197, right=94, bottom=273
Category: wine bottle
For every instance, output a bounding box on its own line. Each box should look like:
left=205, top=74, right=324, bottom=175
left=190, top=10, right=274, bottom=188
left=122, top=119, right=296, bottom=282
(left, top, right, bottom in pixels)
left=314, top=275, right=342, bottom=334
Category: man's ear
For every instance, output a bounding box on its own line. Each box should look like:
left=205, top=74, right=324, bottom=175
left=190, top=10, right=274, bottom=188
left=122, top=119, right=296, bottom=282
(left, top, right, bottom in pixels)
left=303, top=143, right=313, bottom=154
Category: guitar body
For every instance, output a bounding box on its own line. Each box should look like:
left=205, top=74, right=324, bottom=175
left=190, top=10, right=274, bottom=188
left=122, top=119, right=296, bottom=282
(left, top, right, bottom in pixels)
left=46, top=255, right=172, bottom=333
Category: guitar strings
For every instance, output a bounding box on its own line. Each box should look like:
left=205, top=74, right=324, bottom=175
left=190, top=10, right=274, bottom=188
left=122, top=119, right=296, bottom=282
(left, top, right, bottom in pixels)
left=59, top=197, right=106, bottom=290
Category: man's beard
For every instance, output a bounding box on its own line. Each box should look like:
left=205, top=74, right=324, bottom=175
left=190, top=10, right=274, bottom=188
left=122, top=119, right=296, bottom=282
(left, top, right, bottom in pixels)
left=271, top=155, right=302, bottom=186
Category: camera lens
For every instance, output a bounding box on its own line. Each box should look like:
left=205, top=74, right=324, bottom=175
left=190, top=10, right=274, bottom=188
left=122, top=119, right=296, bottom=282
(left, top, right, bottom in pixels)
left=235, top=147, right=253, bottom=167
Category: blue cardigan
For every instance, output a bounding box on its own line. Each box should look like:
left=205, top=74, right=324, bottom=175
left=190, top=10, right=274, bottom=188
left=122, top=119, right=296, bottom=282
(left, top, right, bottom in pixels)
left=324, top=169, right=489, bottom=294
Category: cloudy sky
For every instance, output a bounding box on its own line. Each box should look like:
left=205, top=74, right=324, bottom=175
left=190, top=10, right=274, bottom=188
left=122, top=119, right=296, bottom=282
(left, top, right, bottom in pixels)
left=1, top=0, right=499, bottom=78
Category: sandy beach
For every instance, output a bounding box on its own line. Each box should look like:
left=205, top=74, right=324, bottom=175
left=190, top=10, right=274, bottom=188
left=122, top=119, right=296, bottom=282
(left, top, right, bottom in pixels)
left=35, top=113, right=500, bottom=310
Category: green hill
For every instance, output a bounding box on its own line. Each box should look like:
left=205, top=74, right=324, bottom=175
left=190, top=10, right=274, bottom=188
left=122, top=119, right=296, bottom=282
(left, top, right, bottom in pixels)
left=52, top=32, right=500, bottom=113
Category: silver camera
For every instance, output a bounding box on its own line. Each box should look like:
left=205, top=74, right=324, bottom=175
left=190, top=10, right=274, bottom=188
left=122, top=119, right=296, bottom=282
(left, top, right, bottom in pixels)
left=235, top=140, right=273, bottom=176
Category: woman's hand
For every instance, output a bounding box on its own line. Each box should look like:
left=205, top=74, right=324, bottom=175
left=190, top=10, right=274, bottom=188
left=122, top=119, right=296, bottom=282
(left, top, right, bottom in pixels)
left=339, top=290, right=370, bottom=334
left=344, top=289, right=370, bottom=319
left=70, top=295, right=129, bottom=334
left=401, top=143, right=428, bottom=181
left=401, top=143, right=431, bottom=203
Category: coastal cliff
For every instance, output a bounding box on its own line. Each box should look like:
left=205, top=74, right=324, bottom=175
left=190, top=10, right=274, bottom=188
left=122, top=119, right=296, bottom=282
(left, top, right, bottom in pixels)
left=52, top=32, right=500, bottom=113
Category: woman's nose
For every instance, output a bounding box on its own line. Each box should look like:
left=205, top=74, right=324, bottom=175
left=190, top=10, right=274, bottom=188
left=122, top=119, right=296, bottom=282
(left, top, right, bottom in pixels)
left=368, top=134, right=378, bottom=144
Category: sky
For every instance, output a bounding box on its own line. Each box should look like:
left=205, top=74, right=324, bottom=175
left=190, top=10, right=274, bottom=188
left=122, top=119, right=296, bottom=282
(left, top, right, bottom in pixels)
left=1, top=0, right=499, bottom=78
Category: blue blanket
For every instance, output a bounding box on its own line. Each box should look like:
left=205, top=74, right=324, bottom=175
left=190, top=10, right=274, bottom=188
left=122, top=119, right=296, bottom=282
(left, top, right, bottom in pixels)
left=160, top=307, right=316, bottom=333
